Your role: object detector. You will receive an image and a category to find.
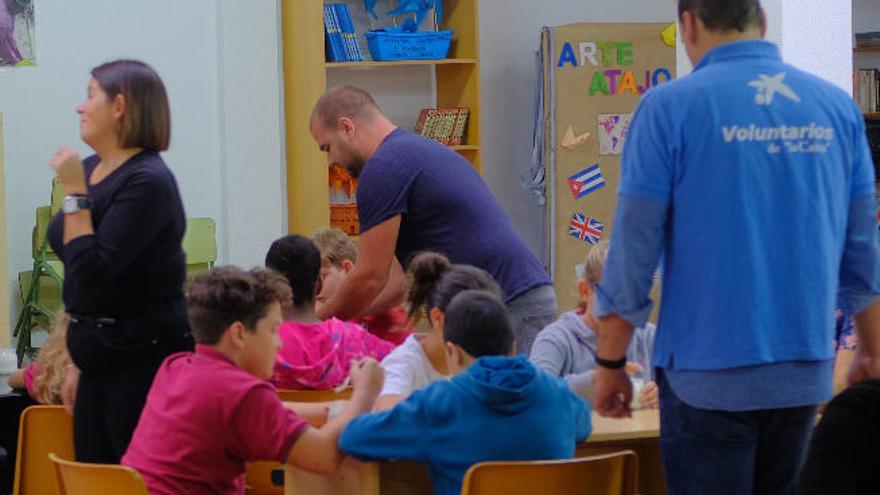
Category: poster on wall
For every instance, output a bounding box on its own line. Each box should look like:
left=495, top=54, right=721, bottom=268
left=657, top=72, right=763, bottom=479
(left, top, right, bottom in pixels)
left=1, top=0, right=35, bottom=67
left=541, top=22, right=676, bottom=311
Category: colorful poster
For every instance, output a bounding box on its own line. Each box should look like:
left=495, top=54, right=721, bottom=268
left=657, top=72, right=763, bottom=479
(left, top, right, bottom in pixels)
left=0, top=0, right=35, bottom=67
left=597, top=113, right=632, bottom=156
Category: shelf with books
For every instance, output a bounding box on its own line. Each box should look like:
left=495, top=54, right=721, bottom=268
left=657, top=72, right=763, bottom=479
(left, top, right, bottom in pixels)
left=282, top=0, right=481, bottom=236
left=325, top=57, right=477, bottom=68
left=855, top=47, right=880, bottom=53
left=864, top=112, right=880, bottom=120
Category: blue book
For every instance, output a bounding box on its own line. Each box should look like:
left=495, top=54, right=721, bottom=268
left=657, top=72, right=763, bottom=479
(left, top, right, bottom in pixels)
left=331, top=4, right=352, bottom=62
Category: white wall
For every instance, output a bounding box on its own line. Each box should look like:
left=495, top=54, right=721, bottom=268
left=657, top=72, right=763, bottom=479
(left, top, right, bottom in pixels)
left=478, top=0, right=674, bottom=256
left=781, top=0, right=852, bottom=94
left=0, top=0, right=286, bottom=332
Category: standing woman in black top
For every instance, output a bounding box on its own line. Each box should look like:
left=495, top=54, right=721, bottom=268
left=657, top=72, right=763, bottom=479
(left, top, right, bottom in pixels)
left=47, top=59, right=194, bottom=463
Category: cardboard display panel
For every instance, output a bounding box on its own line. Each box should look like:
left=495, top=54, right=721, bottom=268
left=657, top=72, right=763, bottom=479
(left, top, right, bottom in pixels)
left=544, top=22, right=676, bottom=311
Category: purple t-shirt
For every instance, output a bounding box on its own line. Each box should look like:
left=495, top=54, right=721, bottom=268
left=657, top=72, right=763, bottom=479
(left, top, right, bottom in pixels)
left=357, top=129, right=551, bottom=302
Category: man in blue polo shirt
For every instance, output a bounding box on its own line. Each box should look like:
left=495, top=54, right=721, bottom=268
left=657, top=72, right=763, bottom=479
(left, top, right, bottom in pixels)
left=309, top=86, right=556, bottom=355
left=591, top=1, right=880, bottom=494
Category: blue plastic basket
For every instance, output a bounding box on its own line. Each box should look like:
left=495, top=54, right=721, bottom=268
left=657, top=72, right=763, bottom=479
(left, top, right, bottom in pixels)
left=364, top=29, right=453, bottom=61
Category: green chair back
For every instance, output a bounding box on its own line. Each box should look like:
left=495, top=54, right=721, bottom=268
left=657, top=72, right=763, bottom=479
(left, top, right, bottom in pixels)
left=183, top=218, right=217, bottom=276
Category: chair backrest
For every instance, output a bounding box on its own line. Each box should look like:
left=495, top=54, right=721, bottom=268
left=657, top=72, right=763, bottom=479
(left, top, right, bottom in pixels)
left=49, top=453, right=148, bottom=495
left=183, top=218, right=217, bottom=267
left=276, top=388, right=353, bottom=402
left=13, top=405, right=74, bottom=495
left=50, top=177, right=64, bottom=216
left=460, top=451, right=638, bottom=495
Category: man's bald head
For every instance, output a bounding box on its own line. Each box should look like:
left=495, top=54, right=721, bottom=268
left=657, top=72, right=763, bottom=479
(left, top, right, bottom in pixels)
left=311, top=86, right=382, bottom=129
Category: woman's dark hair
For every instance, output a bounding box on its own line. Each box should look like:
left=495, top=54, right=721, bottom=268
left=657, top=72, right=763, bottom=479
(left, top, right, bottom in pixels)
left=91, top=59, right=171, bottom=151
left=265, top=235, right=322, bottom=307
left=406, top=252, right=502, bottom=321
left=186, top=266, right=292, bottom=345
left=678, top=0, right=764, bottom=33
left=444, top=290, right=514, bottom=357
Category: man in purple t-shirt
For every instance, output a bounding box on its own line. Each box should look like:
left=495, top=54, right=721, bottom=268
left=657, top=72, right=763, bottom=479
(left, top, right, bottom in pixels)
left=310, top=86, right=555, bottom=354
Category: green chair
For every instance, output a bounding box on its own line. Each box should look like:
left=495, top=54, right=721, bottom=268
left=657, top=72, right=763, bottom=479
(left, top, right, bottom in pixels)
left=14, top=180, right=64, bottom=364
left=183, top=218, right=217, bottom=277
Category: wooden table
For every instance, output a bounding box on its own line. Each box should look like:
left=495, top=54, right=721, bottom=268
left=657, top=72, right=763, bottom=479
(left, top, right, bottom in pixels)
left=285, top=410, right=665, bottom=495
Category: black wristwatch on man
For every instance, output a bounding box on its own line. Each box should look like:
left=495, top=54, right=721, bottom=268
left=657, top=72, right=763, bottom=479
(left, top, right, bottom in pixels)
left=595, top=355, right=627, bottom=370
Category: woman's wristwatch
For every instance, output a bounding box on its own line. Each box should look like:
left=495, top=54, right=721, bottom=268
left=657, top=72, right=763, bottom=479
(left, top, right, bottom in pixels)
left=62, top=195, right=92, bottom=214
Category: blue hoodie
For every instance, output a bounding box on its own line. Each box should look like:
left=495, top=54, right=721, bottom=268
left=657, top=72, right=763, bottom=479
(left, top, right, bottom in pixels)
left=339, top=356, right=591, bottom=495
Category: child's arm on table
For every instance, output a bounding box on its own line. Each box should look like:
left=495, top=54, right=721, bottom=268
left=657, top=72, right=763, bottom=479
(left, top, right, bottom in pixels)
left=284, top=358, right=383, bottom=474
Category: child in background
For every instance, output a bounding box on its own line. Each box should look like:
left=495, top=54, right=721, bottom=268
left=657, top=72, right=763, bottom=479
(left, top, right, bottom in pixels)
left=530, top=241, right=659, bottom=409
left=340, top=290, right=591, bottom=495
left=312, top=227, right=412, bottom=345
left=375, top=252, right=502, bottom=410
left=265, top=235, right=393, bottom=389
left=122, top=267, right=384, bottom=495
left=8, top=312, right=73, bottom=405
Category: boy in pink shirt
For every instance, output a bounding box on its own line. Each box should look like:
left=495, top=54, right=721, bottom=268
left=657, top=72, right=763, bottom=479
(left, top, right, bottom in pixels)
left=122, top=267, right=383, bottom=495
left=266, top=235, right=394, bottom=389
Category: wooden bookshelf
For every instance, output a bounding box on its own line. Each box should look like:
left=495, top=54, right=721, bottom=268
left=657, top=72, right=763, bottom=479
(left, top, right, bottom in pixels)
left=281, top=0, right=481, bottom=235
left=854, top=47, right=880, bottom=53
left=864, top=112, right=880, bottom=120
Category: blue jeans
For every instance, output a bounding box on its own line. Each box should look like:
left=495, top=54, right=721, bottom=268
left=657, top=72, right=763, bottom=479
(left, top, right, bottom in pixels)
left=657, top=370, right=817, bottom=495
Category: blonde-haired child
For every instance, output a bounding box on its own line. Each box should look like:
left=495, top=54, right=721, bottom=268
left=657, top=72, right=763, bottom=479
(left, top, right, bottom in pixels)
left=9, top=313, right=74, bottom=405
left=312, top=227, right=412, bottom=345
left=530, top=241, right=659, bottom=408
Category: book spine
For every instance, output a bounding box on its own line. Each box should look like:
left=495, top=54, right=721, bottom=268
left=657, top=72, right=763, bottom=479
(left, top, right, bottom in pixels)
left=333, top=3, right=354, bottom=62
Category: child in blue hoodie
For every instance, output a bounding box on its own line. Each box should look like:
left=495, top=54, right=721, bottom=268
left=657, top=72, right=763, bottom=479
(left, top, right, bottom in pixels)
left=339, top=290, right=592, bottom=495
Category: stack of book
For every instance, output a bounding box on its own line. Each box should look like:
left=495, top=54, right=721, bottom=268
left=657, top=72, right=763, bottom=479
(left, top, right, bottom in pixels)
left=414, top=107, right=469, bottom=146
left=854, top=69, right=879, bottom=113
left=324, top=3, right=364, bottom=63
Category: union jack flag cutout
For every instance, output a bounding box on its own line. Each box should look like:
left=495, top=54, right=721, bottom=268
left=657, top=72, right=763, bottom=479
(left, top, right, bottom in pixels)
left=569, top=212, right=604, bottom=245
left=567, top=164, right=605, bottom=200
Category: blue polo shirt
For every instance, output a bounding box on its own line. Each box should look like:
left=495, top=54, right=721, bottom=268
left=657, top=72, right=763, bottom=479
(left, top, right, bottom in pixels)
left=595, top=40, right=879, bottom=410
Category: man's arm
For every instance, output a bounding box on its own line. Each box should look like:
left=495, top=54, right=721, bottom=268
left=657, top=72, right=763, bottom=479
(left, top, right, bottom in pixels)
left=848, top=299, right=880, bottom=384
left=317, top=215, right=401, bottom=321
left=356, top=256, right=406, bottom=319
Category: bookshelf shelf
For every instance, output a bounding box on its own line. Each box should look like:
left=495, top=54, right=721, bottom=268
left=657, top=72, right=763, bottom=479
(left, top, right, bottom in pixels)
left=281, top=0, right=481, bottom=235
left=854, top=47, right=880, bottom=53
left=864, top=113, right=880, bottom=120
left=326, top=58, right=478, bottom=69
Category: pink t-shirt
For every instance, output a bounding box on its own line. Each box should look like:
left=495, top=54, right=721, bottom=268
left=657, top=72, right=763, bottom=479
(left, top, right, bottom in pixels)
left=122, top=345, right=309, bottom=495
left=272, top=317, right=393, bottom=390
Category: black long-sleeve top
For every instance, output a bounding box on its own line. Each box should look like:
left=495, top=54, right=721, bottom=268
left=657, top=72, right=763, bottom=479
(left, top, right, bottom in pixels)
left=47, top=151, right=187, bottom=318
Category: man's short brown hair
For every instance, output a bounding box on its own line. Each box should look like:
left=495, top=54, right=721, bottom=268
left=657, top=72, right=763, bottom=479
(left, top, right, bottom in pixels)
left=91, top=59, right=171, bottom=151
left=186, top=266, right=292, bottom=344
left=312, top=227, right=358, bottom=267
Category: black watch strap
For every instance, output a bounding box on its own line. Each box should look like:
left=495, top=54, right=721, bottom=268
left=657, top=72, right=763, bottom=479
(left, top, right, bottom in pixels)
left=595, top=355, right=627, bottom=370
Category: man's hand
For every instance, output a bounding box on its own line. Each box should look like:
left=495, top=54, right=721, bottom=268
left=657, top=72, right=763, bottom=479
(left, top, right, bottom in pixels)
left=593, top=366, right=633, bottom=418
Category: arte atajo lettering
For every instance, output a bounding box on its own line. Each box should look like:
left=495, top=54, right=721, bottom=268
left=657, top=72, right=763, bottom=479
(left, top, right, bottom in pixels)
left=556, top=41, right=672, bottom=96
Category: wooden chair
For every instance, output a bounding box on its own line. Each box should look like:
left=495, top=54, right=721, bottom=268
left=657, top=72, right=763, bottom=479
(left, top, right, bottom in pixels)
left=48, top=453, right=148, bottom=495
left=12, top=405, right=74, bottom=495
left=460, top=450, right=638, bottom=495
left=245, top=388, right=353, bottom=495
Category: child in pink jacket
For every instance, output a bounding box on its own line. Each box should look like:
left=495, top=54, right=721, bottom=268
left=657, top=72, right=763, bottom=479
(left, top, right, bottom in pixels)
left=266, top=235, right=393, bottom=389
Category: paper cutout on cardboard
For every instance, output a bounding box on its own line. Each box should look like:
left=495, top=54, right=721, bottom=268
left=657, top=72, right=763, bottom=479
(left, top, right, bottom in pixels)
left=567, top=164, right=605, bottom=200
left=597, top=113, right=632, bottom=156
left=560, top=125, right=590, bottom=150
left=661, top=23, right=676, bottom=48
left=569, top=211, right=604, bottom=245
